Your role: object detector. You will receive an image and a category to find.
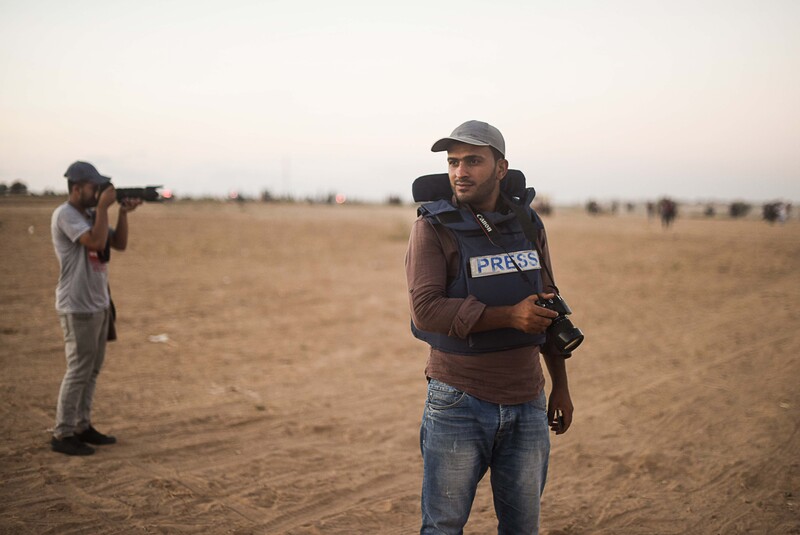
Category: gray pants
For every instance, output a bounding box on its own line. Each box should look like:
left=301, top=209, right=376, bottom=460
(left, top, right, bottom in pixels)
left=54, top=309, right=110, bottom=439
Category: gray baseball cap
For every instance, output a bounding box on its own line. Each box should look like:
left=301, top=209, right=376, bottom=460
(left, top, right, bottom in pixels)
left=64, top=161, right=111, bottom=185
left=431, top=120, right=506, bottom=157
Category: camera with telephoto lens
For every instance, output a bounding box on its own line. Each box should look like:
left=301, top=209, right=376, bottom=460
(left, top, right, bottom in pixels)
left=99, top=182, right=163, bottom=202
left=536, top=295, right=584, bottom=353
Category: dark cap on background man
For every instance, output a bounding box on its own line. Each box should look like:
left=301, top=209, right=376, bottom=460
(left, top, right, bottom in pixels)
left=64, top=161, right=111, bottom=185
left=431, top=120, right=506, bottom=157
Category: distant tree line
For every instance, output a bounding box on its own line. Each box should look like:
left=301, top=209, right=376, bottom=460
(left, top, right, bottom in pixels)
left=0, top=181, right=29, bottom=195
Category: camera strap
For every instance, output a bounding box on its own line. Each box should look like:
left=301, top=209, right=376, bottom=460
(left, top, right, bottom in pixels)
left=502, top=193, right=560, bottom=294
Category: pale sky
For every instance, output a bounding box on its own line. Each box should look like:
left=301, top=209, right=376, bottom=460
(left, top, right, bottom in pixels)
left=1, top=0, right=798, bottom=203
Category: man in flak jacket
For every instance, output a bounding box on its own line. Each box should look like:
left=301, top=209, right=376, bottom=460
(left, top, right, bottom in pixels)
left=406, top=121, right=575, bottom=534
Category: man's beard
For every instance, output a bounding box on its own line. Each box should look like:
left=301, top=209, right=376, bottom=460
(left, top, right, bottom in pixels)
left=453, top=171, right=499, bottom=208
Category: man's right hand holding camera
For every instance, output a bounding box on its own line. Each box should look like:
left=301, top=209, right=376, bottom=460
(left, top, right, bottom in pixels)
left=509, top=293, right=559, bottom=334
left=474, top=293, right=559, bottom=335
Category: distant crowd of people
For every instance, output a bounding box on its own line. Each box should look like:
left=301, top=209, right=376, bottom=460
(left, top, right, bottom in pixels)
left=763, top=201, right=791, bottom=224
left=581, top=198, right=793, bottom=227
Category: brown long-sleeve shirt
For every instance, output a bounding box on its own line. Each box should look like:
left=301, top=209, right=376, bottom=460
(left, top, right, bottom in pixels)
left=405, top=209, right=557, bottom=405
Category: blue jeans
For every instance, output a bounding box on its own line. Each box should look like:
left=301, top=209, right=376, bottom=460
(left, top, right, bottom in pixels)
left=420, top=379, right=550, bottom=535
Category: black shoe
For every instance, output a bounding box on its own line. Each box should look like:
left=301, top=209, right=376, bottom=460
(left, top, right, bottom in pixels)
left=51, top=436, right=95, bottom=456
left=75, top=426, right=117, bottom=445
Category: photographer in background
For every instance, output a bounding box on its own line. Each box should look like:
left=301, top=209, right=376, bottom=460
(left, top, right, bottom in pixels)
left=49, top=161, right=142, bottom=456
left=406, top=121, right=575, bottom=534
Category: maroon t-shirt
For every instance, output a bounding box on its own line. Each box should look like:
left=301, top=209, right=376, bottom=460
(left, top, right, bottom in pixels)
left=405, top=209, right=557, bottom=405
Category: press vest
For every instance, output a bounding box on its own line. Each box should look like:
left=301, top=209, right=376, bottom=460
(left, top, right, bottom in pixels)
left=411, top=190, right=547, bottom=354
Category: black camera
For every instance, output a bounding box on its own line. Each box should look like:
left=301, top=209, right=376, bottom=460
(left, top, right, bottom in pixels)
left=114, top=186, right=163, bottom=202
left=99, top=182, right=163, bottom=202
left=536, top=295, right=585, bottom=353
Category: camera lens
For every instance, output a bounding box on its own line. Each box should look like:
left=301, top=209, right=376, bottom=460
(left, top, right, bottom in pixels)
left=550, top=316, right=584, bottom=352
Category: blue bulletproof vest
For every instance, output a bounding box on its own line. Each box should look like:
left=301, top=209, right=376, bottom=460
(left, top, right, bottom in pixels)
left=411, top=191, right=547, bottom=354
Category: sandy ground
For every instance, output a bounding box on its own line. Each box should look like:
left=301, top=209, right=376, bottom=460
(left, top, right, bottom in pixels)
left=0, top=197, right=798, bottom=535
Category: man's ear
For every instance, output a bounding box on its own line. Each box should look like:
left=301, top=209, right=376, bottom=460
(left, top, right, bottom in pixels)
left=496, top=158, right=509, bottom=181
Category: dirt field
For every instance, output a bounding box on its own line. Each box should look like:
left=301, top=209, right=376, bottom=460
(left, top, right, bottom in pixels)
left=1, top=197, right=798, bottom=534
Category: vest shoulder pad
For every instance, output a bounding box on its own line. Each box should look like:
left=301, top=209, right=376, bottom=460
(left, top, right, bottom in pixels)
left=417, top=199, right=456, bottom=218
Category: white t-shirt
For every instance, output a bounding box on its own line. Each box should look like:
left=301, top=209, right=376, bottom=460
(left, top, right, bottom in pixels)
left=51, top=202, right=110, bottom=313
